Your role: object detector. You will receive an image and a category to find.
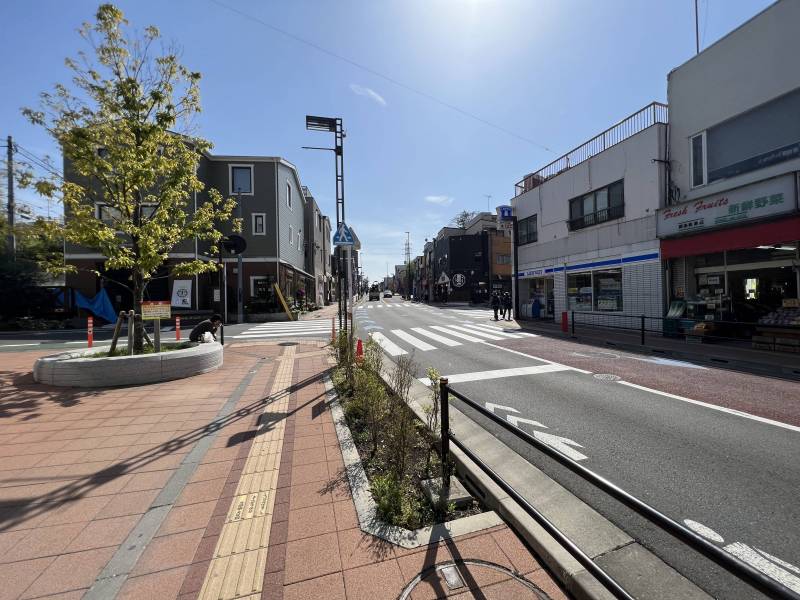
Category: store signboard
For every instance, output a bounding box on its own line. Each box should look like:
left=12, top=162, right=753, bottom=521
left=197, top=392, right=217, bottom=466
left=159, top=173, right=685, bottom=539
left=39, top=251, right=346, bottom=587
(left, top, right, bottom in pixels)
left=657, top=174, right=796, bottom=237
left=171, top=279, right=192, bottom=308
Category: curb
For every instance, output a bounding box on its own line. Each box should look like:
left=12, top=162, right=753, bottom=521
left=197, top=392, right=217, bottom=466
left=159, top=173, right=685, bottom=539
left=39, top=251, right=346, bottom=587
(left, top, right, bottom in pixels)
left=375, top=356, right=712, bottom=600
left=515, top=323, right=800, bottom=382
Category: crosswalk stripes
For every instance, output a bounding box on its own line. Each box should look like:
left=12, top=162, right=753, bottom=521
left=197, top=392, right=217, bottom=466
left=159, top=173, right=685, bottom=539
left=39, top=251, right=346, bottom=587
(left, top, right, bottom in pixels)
left=429, top=325, right=485, bottom=343
left=232, top=320, right=331, bottom=339
left=390, top=329, right=436, bottom=352
left=370, top=332, right=407, bottom=356
left=410, top=327, right=462, bottom=347
left=458, top=324, right=524, bottom=339
left=440, top=324, right=506, bottom=341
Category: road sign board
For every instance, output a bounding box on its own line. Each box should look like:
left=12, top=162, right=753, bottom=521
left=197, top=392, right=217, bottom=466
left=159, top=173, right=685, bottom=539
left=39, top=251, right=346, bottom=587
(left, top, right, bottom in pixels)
left=333, top=222, right=355, bottom=246
left=141, top=301, right=171, bottom=320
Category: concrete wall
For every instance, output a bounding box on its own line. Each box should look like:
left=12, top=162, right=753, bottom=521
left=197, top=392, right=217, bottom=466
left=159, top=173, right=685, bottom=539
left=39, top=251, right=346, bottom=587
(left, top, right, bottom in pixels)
left=514, top=124, right=666, bottom=270
left=668, top=0, right=800, bottom=202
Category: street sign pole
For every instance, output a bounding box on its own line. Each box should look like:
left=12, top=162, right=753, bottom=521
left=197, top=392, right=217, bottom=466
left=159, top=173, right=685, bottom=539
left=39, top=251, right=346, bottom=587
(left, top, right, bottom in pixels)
left=237, top=190, right=244, bottom=324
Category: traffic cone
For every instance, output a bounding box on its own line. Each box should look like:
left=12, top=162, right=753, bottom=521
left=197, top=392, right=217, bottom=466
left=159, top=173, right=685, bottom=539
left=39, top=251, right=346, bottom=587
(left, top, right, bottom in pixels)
left=356, top=338, right=364, bottom=363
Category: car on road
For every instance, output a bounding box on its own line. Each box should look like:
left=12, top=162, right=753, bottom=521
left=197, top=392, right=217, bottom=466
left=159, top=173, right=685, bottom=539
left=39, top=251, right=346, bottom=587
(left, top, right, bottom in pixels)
left=368, top=288, right=380, bottom=301
left=383, top=290, right=393, bottom=298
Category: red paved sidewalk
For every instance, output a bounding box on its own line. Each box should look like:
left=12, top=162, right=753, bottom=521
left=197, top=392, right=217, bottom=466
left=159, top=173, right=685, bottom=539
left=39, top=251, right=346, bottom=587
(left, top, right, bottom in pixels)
left=0, top=342, right=570, bottom=600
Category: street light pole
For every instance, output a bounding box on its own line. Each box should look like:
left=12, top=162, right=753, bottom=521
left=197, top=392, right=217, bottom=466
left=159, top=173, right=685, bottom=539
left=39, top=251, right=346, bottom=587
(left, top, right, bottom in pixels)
left=236, top=189, right=244, bottom=324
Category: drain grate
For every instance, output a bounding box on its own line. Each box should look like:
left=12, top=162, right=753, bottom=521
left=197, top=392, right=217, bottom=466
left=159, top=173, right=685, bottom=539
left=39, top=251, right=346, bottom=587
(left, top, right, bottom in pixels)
left=593, top=373, right=621, bottom=381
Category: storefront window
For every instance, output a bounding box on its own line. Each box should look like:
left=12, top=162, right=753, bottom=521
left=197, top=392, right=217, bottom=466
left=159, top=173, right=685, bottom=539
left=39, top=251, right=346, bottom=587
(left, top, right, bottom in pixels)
left=567, top=273, right=593, bottom=312
left=593, top=269, right=623, bottom=311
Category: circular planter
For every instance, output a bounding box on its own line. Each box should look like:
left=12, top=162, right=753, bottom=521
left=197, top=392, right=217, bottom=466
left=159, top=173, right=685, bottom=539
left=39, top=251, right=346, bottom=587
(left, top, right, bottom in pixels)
left=33, top=342, right=223, bottom=388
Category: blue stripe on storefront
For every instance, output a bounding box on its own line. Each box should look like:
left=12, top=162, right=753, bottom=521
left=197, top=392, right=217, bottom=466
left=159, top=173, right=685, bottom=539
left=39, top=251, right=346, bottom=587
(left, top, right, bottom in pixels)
left=517, top=252, right=658, bottom=277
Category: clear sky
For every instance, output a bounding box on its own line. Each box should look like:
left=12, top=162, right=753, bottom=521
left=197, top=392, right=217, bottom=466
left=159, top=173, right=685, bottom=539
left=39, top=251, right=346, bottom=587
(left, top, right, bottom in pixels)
left=1, top=0, right=775, bottom=281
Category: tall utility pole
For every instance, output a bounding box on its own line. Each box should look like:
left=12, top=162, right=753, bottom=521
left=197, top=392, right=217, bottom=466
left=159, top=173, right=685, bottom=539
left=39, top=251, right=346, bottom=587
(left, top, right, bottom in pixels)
left=236, top=189, right=244, bottom=324
left=404, top=232, right=411, bottom=300
left=484, top=194, right=492, bottom=213
left=694, top=0, right=700, bottom=55
left=305, top=115, right=348, bottom=331
left=6, top=136, right=15, bottom=259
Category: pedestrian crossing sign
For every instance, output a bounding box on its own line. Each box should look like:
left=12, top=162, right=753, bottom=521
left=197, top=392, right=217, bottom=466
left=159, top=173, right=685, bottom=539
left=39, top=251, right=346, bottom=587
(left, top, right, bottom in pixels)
left=333, top=222, right=355, bottom=246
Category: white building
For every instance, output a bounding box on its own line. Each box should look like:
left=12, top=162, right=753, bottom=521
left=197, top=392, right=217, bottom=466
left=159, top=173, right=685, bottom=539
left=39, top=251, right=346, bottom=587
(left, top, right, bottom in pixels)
left=512, top=102, right=668, bottom=323
left=660, top=0, right=800, bottom=321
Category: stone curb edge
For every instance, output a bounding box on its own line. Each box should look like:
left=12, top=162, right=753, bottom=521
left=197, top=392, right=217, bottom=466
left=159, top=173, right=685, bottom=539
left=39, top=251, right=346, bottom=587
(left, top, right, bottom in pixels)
left=374, top=355, right=712, bottom=600
left=323, top=375, right=504, bottom=549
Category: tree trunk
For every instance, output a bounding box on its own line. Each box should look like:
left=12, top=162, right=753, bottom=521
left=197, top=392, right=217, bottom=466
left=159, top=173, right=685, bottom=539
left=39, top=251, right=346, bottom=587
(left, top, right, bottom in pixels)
left=133, top=270, right=145, bottom=354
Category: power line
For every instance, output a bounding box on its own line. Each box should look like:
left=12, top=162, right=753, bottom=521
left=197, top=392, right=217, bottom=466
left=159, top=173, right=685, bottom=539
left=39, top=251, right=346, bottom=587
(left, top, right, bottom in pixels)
left=207, top=0, right=554, bottom=153
left=13, top=144, right=63, bottom=181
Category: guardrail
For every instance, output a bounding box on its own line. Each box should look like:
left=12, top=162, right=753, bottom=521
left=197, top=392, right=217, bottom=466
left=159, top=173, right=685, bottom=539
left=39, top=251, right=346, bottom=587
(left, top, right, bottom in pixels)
left=438, top=378, right=800, bottom=600
left=514, top=102, right=668, bottom=197
left=568, top=310, right=800, bottom=349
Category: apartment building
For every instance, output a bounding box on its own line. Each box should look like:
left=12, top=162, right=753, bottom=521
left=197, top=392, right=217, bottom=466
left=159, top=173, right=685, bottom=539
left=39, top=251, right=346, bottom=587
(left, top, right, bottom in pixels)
left=512, top=103, right=668, bottom=321
left=65, top=150, right=332, bottom=321
left=303, top=187, right=332, bottom=306
left=660, top=0, right=800, bottom=322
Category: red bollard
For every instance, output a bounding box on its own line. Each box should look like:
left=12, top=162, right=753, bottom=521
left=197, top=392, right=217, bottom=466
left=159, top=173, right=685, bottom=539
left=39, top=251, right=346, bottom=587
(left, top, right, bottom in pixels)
left=175, top=316, right=181, bottom=341
left=356, top=338, right=364, bottom=363
left=87, top=316, right=94, bottom=348
left=561, top=311, right=568, bottom=333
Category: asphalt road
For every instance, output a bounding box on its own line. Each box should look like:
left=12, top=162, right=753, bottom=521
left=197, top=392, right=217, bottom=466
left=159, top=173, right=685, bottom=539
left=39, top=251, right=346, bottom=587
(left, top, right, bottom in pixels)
left=353, top=296, right=800, bottom=600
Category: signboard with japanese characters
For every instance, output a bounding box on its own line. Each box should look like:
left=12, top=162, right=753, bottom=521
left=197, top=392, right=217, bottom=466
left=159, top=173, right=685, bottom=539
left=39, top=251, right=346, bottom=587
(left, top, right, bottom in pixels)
left=657, top=174, right=797, bottom=237
left=141, top=301, right=171, bottom=320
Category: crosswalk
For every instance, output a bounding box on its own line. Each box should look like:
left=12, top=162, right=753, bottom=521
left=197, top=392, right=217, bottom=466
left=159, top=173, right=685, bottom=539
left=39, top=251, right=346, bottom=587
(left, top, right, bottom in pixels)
left=368, top=323, right=537, bottom=356
left=232, top=320, right=332, bottom=340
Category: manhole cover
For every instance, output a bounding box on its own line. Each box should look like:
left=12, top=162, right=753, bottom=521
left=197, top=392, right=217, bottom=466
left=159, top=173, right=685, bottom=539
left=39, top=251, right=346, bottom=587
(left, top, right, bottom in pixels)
left=593, top=373, right=621, bottom=381
left=278, top=341, right=298, bottom=346
left=398, top=560, right=552, bottom=599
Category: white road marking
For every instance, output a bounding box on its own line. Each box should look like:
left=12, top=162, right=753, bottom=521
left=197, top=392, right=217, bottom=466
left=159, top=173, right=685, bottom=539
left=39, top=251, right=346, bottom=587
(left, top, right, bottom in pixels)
left=444, top=325, right=505, bottom=341
left=233, top=331, right=329, bottom=338
left=683, top=520, right=724, bottom=543
left=0, top=343, right=42, bottom=347
left=618, top=381, right=800, bottom=433
left=459, top=324, right=523, bottom=339
left=430, top=326, right=484, bottom=343
left=486, top=403, right=519, bottom=414
left=410, top=327, right=461, bottom=347
left=534, top=431, right=588, bottom=461
left=367, top=305, right=374, bottom=309
left=370, top=332, right=407, bottom=356
left=479, top=341, right=593, bottom=374
left=418, top=363, right=570, bottom=385
left=391, top=329, right=436, bottom=352
left=507, top=415, right=547, bottom=429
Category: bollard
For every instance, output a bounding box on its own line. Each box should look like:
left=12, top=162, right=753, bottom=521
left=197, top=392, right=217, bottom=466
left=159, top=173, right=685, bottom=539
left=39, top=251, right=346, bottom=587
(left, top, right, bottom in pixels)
left=175, top=316, right=181, bottom=341
left=571, top=311, right=576, bottom=335
left=440, top=377, right=450, bottom=488
left=561, top=311, right=568, bottom=333
left=87, top=316, right=93, bottom=348
left=356, top=338, right=363, bottom=363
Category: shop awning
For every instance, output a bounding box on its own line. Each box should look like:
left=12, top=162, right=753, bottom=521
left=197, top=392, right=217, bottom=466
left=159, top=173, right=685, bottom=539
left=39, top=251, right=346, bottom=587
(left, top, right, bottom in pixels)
left=661, top=215, right=800, bottom=259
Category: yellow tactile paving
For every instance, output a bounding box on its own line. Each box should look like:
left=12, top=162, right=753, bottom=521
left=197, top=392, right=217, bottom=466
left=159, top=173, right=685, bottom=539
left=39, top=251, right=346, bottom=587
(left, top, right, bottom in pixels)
left=197, top=345, right=296, bottom=600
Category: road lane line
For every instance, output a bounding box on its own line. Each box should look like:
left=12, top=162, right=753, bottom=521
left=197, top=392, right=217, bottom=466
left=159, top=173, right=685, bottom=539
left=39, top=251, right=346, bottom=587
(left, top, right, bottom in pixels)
left=0, top=343, right=42, bottom=347
left=411, top=327, right=461, bottom=347
left=391, top=330, right=436, bottom=352
left=618, top=380, right=800, bottom=433
left=478, top=341, right=593, bottom=374
left=430, top=326, right=484, bottom=343
left=418, top=363, right=570, bottom=385
left=370, top=332, right=407, bottom=356
left=459, top=324, right=524, bottom=339
left=444, top=325, right=505, bottom=341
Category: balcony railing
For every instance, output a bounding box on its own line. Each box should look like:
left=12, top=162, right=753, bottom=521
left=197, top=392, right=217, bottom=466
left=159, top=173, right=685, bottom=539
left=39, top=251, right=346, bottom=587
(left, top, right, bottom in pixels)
left=515, top=102, right=668, bottom=197
left=568, top=203, right=625, bottom=231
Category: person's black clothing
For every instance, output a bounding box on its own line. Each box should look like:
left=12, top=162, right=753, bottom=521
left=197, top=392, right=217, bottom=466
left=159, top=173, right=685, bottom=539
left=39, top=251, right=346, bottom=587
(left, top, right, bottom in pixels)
left=502, top=294, right=513, bottom=321
left=189, top=319, right=219, bottom=342
left=491, top=294, right=500, bottom=320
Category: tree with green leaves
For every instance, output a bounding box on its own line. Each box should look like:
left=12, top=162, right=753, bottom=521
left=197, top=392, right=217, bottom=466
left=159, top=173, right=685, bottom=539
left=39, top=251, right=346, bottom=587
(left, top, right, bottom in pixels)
left=21, top=4, right=238, bottom=352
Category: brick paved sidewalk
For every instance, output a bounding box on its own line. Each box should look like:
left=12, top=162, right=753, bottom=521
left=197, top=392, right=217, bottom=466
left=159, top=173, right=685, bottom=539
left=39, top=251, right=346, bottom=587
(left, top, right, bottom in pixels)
left=0, top=342, right=570, bottom=600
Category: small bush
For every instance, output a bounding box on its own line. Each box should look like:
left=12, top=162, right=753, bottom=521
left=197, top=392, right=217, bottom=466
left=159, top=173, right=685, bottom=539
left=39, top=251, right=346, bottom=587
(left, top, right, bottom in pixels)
left=372, top=474, right=402, bottom=522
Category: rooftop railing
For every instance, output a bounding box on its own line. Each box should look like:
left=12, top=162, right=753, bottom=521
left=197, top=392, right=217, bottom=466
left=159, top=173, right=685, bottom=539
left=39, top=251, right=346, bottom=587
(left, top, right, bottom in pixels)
left=515, top=102, right=668, bottom=197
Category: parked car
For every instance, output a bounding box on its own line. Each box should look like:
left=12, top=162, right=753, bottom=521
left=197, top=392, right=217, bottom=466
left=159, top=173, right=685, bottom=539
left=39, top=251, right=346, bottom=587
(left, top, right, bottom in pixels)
left=383, top=290, right=393, bottom=298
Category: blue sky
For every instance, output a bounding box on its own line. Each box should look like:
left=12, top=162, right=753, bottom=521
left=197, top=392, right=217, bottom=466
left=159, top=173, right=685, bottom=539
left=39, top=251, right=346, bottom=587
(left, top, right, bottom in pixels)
left=1, top=0, right=774, bottom=281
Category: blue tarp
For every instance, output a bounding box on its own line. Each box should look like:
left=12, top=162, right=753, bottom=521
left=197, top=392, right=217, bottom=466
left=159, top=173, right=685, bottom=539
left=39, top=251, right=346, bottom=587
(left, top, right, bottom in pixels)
left=74, top=288, right=118, bottom=324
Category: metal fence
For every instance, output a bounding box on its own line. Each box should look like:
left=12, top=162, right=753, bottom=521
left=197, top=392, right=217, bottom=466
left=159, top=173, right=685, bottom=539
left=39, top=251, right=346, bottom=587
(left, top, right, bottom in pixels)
left=514, top=102, right=669, bottom=197
left=438, top=379, right=800, bottom=600
left=569, top=310, right=800, bottom=349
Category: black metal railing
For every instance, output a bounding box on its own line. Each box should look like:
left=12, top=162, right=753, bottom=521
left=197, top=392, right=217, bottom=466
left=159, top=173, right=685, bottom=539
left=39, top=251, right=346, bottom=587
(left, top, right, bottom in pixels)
left=568, top=204, right=625, bottom=231
left=515, top=102, right=668, bottom=197
left=438, top=379, right=800, bottom=600
left=567, top=310, right=800, bottom=349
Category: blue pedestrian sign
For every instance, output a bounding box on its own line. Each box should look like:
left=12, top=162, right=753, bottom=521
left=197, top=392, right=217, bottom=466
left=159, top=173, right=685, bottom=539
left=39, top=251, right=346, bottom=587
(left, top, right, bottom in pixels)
left=333, top=222, right=355, bottom=246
